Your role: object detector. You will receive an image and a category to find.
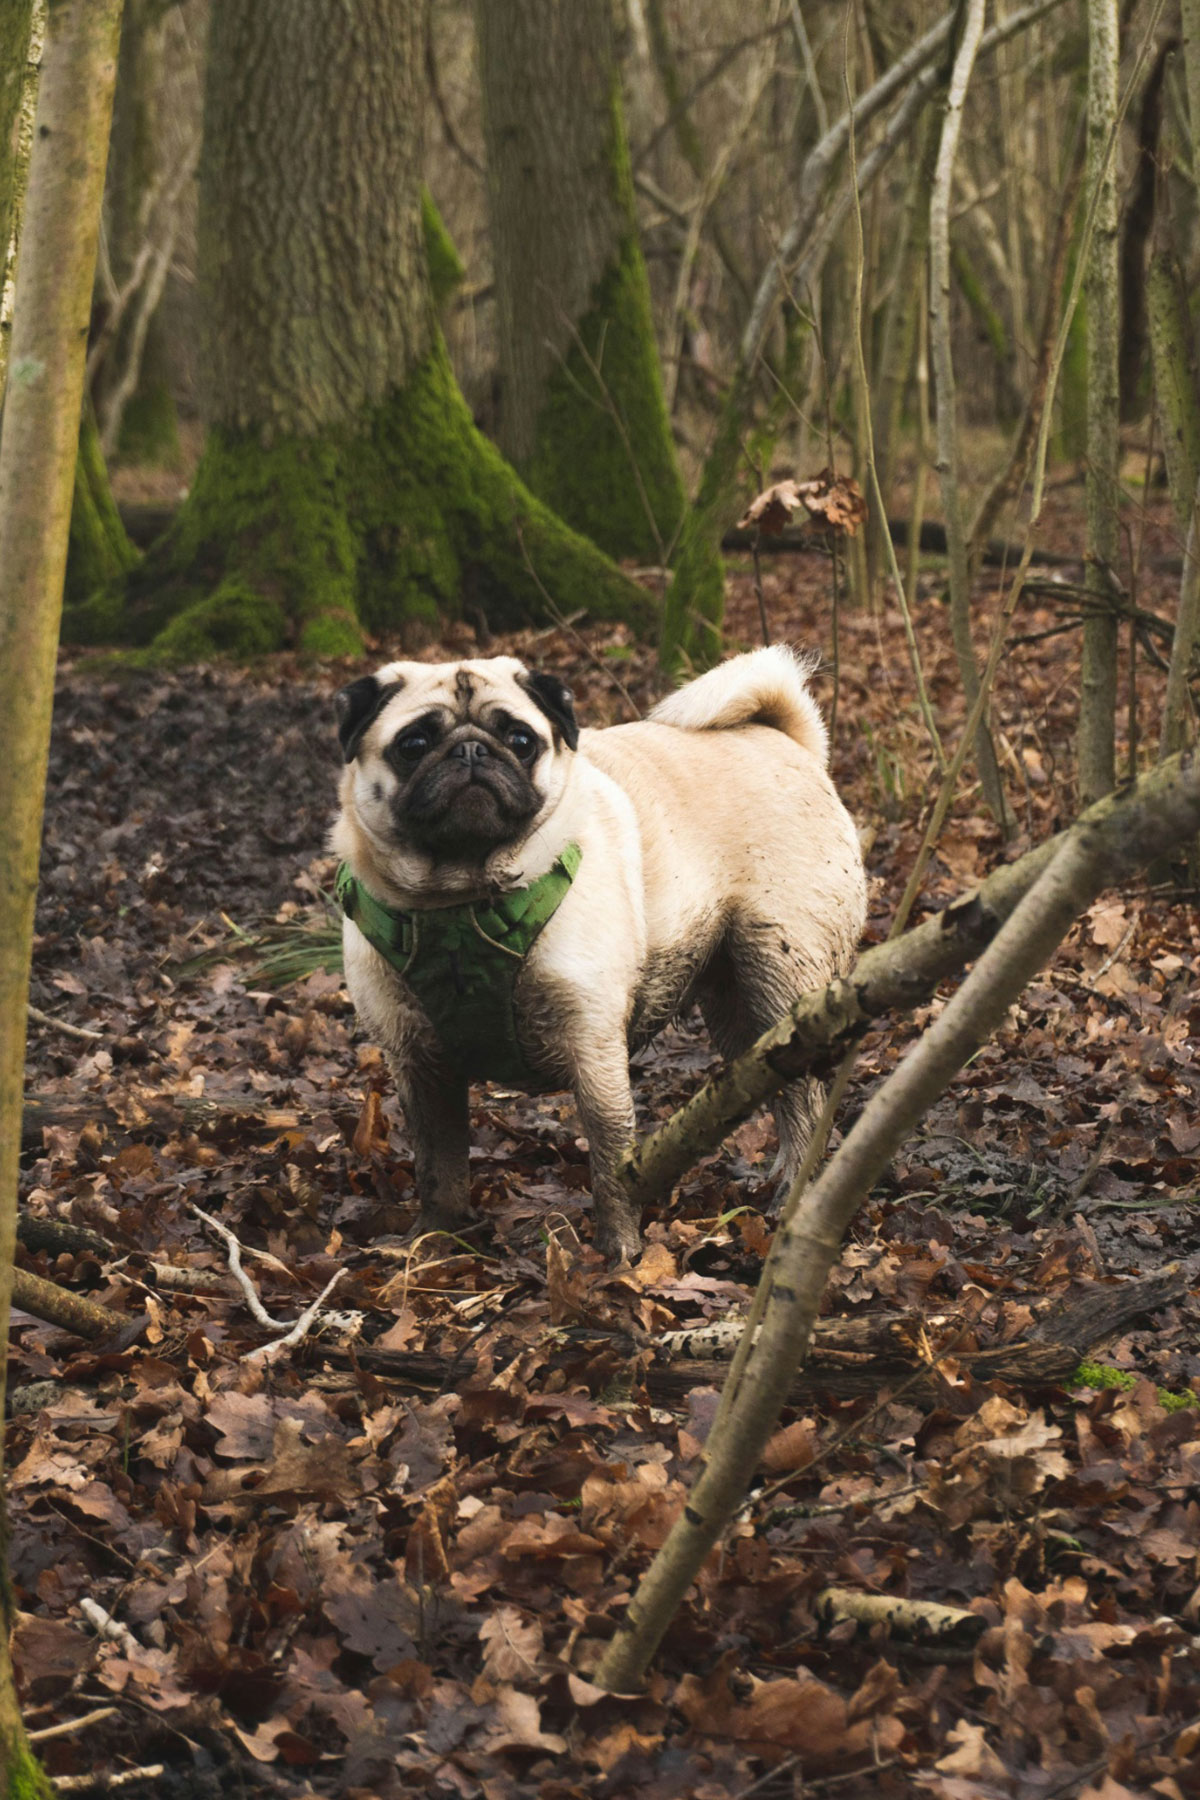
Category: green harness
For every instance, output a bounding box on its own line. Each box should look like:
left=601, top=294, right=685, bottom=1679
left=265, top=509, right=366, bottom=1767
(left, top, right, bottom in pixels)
left=335, top=844, right=582, bottom=1089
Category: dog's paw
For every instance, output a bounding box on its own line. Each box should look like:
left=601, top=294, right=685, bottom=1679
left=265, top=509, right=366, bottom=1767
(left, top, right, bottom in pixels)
left=591, top=1204, right=643, bottom=1266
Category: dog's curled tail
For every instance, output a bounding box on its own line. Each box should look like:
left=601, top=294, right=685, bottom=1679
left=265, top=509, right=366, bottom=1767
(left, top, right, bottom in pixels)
left=648, top=645, right=828, bottom=766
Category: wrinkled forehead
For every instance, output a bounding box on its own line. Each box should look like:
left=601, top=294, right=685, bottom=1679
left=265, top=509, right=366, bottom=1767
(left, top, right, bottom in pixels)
left=372, top=658, right=537, bottom=741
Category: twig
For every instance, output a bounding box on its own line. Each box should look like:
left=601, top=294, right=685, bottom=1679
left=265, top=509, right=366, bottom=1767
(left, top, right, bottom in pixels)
left=619, top=751, right=1200, bottom=1215
left=1040, top=1709, right=1200, bottom=1800
left=191, top=1205, right=288, bottom=1329
left=27, top=1706, right=118, bottom=1743
left=54, top=1768, right=165, bottom=1794
left=79, top=1598, right=139, bottom=1656
left=27, top=1004, right=103, bottom=1043
left=245, top=1267, right=347, bottom=1366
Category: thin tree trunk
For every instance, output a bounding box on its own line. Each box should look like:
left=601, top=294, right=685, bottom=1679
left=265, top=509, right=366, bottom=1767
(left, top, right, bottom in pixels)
left=1146, top=240, right=1200, bottom=533
left=1182, top=0, right=1200, bottom=151
left=969, top=111, right=1085, bottom=554
left=63, top=0, right=652, bottom=659
left=1078, top=0, right=1121, bottom=805
left=0, top=0, right=37, bottom=398
left=476, top=0, right=693, bottom=567
left=659, top=0, right=1066, bottom=672
left=929, top=0, right=1012, bottom=834
left=91, top=0, right=183, bottom=464
left=1160, top=476, right=1200, bottom=760
left=0, top=0, right=35, bottom=297
left=596, top=753, right=1200, bottom=1694
left=0, top=5, right=123, bottom=1790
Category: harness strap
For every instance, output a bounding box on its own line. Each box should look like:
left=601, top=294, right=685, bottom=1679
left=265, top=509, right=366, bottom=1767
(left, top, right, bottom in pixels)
left=335, top=844, right=582, bottom=1087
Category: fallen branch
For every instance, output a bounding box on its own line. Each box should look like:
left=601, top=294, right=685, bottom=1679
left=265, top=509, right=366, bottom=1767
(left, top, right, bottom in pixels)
left=595, top=757, right=1200, bottom=1693
left=193, top=1204, right=353, bottom=1360
left=26, top=1004, right=103, bottom=1043
left=54, top=1766, right=166, bottom=1794
left=815, top=1588, right=985, bottom=1643
left=244, top=1268, right=349, bottom=1367
left=26, top=1706, right=118, bottom=1744
left=11, top=1266, right=128, bottom=1341
left=192, top=1205, right=290, bottom=1329
left=619, top=750, right=1200, bottom=1214
left=17, top=1214, right=114, bottom=1258
left=21, top=1089, right=303, bottom=1149
left=720, top=516, right=1082, bottom=567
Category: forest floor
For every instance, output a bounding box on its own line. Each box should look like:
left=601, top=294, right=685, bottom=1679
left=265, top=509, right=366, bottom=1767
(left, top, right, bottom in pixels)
left=12, top=481, right=1200, bottom=1799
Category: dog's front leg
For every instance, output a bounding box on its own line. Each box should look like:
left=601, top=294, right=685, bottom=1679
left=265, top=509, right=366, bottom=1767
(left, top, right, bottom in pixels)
left=572, top=1044, right=642, bottom=1263
left=391, top=1058, right=473, bottom=1233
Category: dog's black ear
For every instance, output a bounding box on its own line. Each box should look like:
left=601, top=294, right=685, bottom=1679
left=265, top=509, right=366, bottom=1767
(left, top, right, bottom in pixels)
left=519, top=671, right=579, bottom=751
left=334, top=676, right=403, bottom=763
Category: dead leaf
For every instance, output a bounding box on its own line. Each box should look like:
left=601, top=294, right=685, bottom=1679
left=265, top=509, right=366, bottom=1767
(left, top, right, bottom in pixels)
left=479, top=1605, right=543, bottom=1682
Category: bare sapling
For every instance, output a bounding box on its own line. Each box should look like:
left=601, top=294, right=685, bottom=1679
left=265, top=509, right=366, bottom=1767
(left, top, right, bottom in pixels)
left=596, top=751, right=1200, bottom=1694
left=0, top=1, right=124, bottom=1789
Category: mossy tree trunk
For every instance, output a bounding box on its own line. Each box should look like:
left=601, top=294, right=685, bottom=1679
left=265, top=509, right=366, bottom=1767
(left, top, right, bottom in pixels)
left=0, top=4, right=123, bottom=1793
left=0, top=0, right=35, bottom=294
left=0, top=0, right=37, bottom=398
left=475, top=0, right=691, bottom=568
left=64, top=0, right=652, bottom=660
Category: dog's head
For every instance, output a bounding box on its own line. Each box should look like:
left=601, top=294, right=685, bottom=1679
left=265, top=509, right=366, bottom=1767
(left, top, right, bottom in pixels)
left=334, top=656, right=579, bottom=869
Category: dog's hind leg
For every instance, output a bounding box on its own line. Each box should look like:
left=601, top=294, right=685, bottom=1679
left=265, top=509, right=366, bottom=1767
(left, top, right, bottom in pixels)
left=698, top=935, right=830, bottom=1209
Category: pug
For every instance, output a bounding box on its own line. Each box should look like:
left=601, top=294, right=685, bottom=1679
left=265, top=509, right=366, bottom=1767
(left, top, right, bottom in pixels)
left=330, top=646, right=866, bottom=1261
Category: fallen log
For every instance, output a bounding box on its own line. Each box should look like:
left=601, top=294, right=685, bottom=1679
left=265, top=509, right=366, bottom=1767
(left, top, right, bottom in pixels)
left=21, top=1089, right=304, bottom=1148
left=320, top=1270, right=1188, bottom=1408
left=11, top=1266, right=131, bottom=1341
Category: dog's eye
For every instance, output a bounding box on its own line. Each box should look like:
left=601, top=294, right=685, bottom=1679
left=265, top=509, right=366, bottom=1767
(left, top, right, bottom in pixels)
left=395, top=730, right=431, bottom=761
left=506, top=727, right=538, bottom=761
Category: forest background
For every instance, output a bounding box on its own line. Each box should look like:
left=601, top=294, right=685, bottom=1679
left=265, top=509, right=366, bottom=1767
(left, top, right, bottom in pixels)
left=1, top=0, right=1200, bottom=1795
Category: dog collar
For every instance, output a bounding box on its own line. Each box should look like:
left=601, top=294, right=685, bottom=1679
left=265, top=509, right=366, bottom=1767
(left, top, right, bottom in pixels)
left=335, top=844, right=582, bottom=1089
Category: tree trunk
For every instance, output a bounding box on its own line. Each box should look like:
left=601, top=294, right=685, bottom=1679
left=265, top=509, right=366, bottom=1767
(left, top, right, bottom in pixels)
left=0, top=0, right=35, bottom=299
left=1147, top=239, right=1200, bottom=535
left=0, top=0, right=37, bottom=398
left=0, top=4, right=123, bottom=1790
left=476, top=0, right=690, bottom=567
left=1078, top=0, right=1121, bottom=805
left=63, top=0, right=652, bottom=659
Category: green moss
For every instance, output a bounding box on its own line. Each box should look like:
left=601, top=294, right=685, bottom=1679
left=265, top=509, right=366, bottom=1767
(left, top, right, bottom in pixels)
left=352, top=335, right=656, bottom=634
left=524, top=231, right=687, bottom=563
left=116, top=371, right=182, bottom=467
left=522, top=79, right=691, bottom=568
left=422, top=189, right=465, bottom=312
left=0, top=1731, right=54, bottom=1800
left=299, top=611, right=363, bottom=657
left=1070, top=1361, right=1197, bottom=1412
left=64, top=404, right=140, bottom=607
left=151, top=580, right=288, bottom=660
left=63, top=333, right=654, bottom=658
